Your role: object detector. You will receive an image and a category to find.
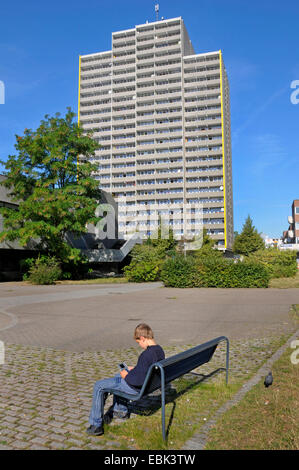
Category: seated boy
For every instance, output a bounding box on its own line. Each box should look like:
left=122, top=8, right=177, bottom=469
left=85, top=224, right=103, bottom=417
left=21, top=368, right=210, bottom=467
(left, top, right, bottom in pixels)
left=87, top=323, right=165, bottom=436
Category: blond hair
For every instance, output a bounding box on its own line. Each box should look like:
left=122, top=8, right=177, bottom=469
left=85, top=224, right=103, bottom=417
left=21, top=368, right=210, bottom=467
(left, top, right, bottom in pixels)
left=134, top=323, right=154, bottom=340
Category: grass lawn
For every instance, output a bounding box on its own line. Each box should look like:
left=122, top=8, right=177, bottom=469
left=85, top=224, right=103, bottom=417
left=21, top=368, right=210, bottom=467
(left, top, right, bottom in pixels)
left=55, top=276, right=129, bottom=285
left=205, top=343, right=299, bottom=450
left=100, top=377, right=240, bottom=450
left=269, top=270, right=299, bottom=288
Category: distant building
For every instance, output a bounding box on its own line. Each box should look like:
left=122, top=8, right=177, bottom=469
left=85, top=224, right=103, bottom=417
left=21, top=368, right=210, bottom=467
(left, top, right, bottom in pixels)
left=261, top=233, right=282, bottom=249
left=282, top=199, right=299, bottom=245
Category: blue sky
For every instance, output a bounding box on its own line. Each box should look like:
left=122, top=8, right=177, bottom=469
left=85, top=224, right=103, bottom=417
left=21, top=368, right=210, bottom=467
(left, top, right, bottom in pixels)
left=0, top=0, right=298, bottom=237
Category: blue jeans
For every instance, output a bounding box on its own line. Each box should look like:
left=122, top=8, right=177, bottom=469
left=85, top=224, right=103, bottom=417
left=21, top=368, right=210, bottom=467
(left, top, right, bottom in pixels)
left=89, top=373, right=139, bottom=427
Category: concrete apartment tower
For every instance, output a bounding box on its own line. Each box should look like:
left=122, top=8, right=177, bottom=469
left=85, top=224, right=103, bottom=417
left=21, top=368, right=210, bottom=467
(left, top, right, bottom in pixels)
left=78, top=16, right=233, bottom=250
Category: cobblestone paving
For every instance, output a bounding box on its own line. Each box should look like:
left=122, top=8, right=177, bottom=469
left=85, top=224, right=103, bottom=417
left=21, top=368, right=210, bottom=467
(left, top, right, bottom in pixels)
left=0, top=315, right=297, bottom=450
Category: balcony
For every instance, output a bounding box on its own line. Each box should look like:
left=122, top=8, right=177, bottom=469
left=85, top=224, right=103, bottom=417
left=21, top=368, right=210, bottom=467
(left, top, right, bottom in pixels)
left=136, top=74, right=156, bottom=84
left=135, top=193, right=156, bottom=202
left=155, top=71, right=182, bottom=81
left=111, top=175, right=136, bottom=184
left=92, top=130, right=111, bottom=139
left=136, top=36, right=155, bottom=46
left=81, top=80, right=112, bottom=91
left=156, top=89, right=182, bottom=99
left=184, top=90, right=221, bottom=102
left=184, top=107, right=221, bottom=120
left=80, top=103, right=112, bottom=114
left=113, top=60, right=135, bottom=70
left=183, top=68, right=220, bottom=81
left=136, top=142, right=156, bottom=152
left=136, top=99, right=155, bottom=108
left=81, top=60, right=112, bottom=72
left=186, top=169, right=223, bottom=179
left=155, top=30, right=181, bottom=41
left=112, top=116, right=136, bottom=125
left=112, top=108, right=135, bottom=118
left=185, top=127, right=221, bottom=137
left=112, top=137, right=136, bottom=147
left=155, top=79, right=182, bottom=91
left=79, top=70, right=108, bottom=83
left=185, top=157, right=223, bottom=167
left=184, top=57, right=220, bottom=68
left=184, top=79, right=220, bottom=92
left=186, top=189, right=224, bottom=198
left=136, top=55, right=155, bottom=66
left=113, top=71, right=136, bottom=81
left=112, top=33, right=136, bottom=45
left=112, top=44, right=135, bottom=55
left=156, top=131, right=182, bottom=141
left=155, top=42, right=182, bottom=54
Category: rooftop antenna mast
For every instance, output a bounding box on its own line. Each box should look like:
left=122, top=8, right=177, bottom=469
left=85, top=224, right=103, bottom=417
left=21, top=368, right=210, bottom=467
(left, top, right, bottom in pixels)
left=155, top=3, right=159, bottom=21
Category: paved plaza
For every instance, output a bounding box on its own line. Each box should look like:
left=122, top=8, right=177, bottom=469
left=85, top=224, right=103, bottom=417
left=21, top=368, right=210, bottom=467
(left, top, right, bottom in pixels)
left=0, top=282, right=298, bottom=449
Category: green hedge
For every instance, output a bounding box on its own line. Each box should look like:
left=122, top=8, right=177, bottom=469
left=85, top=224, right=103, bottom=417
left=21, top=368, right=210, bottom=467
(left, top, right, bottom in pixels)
left=248, top=249, right=297, bottom=279
left=161, top=256, right=197, bottom=287
left=161, top=255, right=270, bottom=288
left=123, top=245, right=164, bottom=282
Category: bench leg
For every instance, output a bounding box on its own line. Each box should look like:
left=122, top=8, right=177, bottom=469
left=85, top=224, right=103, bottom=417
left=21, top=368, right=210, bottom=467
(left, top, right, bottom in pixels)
left=225, top=338, right=229, bottom=385
left=160, top=368, right=166, bottom=442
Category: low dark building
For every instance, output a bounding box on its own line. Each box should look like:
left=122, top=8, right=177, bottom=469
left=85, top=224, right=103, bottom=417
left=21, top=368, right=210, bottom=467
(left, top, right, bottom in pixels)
left=0, top=175, right=140, bottom=281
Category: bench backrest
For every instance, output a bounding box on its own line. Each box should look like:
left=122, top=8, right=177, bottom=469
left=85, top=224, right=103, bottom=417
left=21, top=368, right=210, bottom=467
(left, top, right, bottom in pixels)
left=141, top=337, right=224, bottom=396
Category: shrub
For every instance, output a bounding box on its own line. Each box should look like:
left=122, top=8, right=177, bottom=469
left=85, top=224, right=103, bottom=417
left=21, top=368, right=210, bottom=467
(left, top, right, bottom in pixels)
left=160, top=256, right=197, bottom=287
left=27, top=256, right=62, bottom=285
left=226, top=261, right=269, bottom=288
left=59, top=246, right=90, bottom=280
left=161, top=255, right=270, bottom=288
left=20, top=257, right=37, bottom=280
left=123, top=245, right=164, bottom=282
left=195, top=257, right=232, bottom=287
left=196, top=258, right=269, bottom=288
left=248, top=249, right=297, bottom=279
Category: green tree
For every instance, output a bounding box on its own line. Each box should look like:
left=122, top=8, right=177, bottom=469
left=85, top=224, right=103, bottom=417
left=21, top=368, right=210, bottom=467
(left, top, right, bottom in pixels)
left=233, top=215, right=264, bottom=256
left=0, top=108, right=101, bottom=267
left=146, top=216, right=177, bottom=255
left=194, top=228, right=223, bottom=260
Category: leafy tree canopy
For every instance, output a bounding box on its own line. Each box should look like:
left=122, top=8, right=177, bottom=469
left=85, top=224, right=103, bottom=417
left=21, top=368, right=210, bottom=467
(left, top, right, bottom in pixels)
left=0, top=108, right=101, bottom=263
left=193, top=228, right=223, bottom=260
left=145, top=216, right=177, bottom=255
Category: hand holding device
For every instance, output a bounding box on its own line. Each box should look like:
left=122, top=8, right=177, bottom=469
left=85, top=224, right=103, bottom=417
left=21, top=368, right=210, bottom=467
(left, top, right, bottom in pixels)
left=118, top=362, right=129, bottom=372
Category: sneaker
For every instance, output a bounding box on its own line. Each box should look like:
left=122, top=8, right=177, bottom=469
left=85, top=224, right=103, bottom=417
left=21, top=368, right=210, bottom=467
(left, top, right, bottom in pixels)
left=86, top=424, right=104, bottom=436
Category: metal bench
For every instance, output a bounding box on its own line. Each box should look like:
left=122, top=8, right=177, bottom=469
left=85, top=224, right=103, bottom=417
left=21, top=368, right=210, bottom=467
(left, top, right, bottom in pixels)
left=102, top=336, right=229, bottom=441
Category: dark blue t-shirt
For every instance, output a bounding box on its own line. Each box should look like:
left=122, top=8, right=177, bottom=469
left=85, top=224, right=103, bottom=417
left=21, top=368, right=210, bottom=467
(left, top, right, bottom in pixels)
left=125, top=345, right=165, bottom=390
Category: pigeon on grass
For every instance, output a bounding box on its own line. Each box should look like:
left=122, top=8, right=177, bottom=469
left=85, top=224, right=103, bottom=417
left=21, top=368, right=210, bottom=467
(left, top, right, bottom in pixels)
left=264, top=371, right=273, bottom=388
